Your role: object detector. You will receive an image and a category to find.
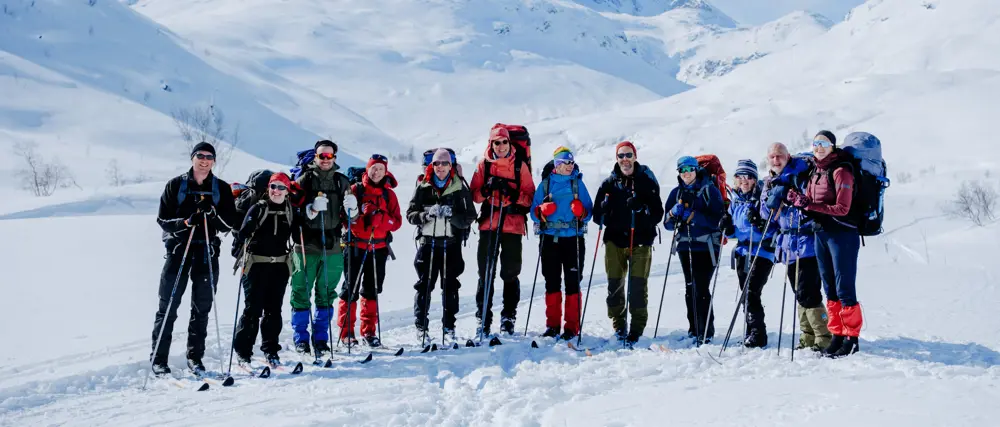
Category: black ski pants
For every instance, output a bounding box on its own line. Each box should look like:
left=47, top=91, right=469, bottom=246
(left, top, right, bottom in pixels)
left=414, top=237, right=464, bottom=330
left=541, top=234, right=585, bottom=295
left=679, top=250, right=716, bottom=340
left=344, top=246, right=389, bottom=301
left=151, top=246, right=219, bottom=364
left=787, top=256, right=824, bottom=309
left=734, top=253, right=774, bottom=335
left=233, top=262, right=289, bottom=357
left=476, top=230, right=522, bottom=326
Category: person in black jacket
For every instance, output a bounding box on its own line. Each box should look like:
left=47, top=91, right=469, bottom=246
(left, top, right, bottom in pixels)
left=231, top=172, right=295, bottom=367
left=590, top=141, right=664, bottom=347
left=151, top=142, right=238, bottom=375
left=406, top=149, right=477, bottom=346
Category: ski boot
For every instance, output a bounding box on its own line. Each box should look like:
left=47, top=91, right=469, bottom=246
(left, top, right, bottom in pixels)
left=151, top=362, right=171, bottom=376
left=500, top=317, right=516, bottom=335
left=364, top=335, right=382, bottom=348
left=542, top=327, right=560, bottom=338
left=295, top=341, right=311, bottom=355
left=264, top=352, right=280, bottom=367
left=186, top=358, right=206, bottom=375
left=559, top=330, right=578, bottom=341
left=828, top=336, right=859, bottom=358
left=442, top=327, right=457, bottom=347
left=236, top=352, right=252, bottom=366
left=614, top=328, right=628, bottom=345
left=624, top=333, right=640, bottom=350
left=313, top=340, right=331, bottom=358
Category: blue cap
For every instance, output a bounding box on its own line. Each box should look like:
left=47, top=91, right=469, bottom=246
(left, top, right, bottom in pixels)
left=677, top=156, right=698, bottom=170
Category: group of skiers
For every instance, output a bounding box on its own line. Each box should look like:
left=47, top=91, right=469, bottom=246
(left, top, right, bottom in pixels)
left=150, top=126, right=882, bottom=375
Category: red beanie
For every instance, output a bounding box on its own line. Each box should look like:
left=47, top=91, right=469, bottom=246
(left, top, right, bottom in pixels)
left=490, top=126, right=510, bottom=141
left=366, top=154, right=388, bottom=171
left=269, top=172, right=291, bottom=188
left=615, top=141, right=637, bottom=156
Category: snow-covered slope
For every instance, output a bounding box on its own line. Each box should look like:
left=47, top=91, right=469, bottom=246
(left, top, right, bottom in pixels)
left=0, top=0, right=399, bottom=168
left=709, top=0, right=866, bottom=25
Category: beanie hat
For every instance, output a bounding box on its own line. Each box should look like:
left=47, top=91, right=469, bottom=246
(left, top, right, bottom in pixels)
left=677, top=156, right=698, bottom=170
left=814, top=130, right=837, bottom=147
left=615, top=141, right=637, bottom=157
left=268, top=172, right=291, bottom=188
left=553, top=146, right=574, bottom=164
left=191, top=141, right=216, bottom=158
left=315, top=139, right=338, bottom=152
left=431, top=148, right=452, bottom=164
left=734, top=159, right=758, bottom=180
left=367, top=154, right=388, bottom=171
left=490, top=126, right=510, bottom=141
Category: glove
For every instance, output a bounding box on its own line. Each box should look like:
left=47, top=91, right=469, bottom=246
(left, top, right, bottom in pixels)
left=721, top=213, right=735, bottom=235
left=343, top=194, right=358, bottom=213
left=363, top=212, right=374, bottom=229
left=503, top=185, right=519, bottom=201
left=185, top=211, right=204, bottom=227
left=231, top=242, right=243, bottom=259
left=361, top=202, right=379, bottom=216
left=786, top=189, right=810, bottom=208
left=679, top=191, right=696, bottom=207
left=439, top=205, right=453, bottom=218
left=748, top=209, right=768, bottom=231
left=570, top=199, right=586, bottom=218
left=312, top=195, right=329, bottom=212
left=766, top=184, right=787, bottom=210
left=669, top=203, right=689, bottom=219
left=426, top=204, right=442, bottom=217
left=627, top=196, right=643, bottom=211
left=537, top=202, right=557, bottom=218
left=487, top=177, right=507, bottom=191
left=203, top=205, right=217, bottom=221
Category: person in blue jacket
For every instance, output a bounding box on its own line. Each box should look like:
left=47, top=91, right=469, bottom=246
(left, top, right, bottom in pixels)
left=721, top=159, right=778, bottom=348
left=530, top=146, right=593, bottom=341
left=664, top=156, right=725, bottom=345
left=760, top=143, right=832, bottom=351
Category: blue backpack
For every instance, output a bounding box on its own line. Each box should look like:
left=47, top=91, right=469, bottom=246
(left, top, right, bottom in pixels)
left=829, top=132, right=890, bottom=239
left=290, top=148, right=316, bottom=181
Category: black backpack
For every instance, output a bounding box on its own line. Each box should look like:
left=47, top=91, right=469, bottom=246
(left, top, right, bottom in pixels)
left=232, top=169, right=273, bottom=226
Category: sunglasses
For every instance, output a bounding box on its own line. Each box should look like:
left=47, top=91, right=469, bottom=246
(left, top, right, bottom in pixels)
left=371, top=154, right=388, bottom=162
left=678, top=166, right=697, bottom=173
left=555, top=159, right=575, bottom=166
left=734, top=174, right=755, bottom=180
left=194, top=153, right=215, bottom=160
left=432, top=161, right=451, bottom=167
left=492, top=139, right=510, bottom=146
left=269, top=184, right=287, bottom=191
left=617, top=152, right=634, bottom=159
left=812, top=139, right=833, bottom=148
left=316, top=152, right=336, bottom=160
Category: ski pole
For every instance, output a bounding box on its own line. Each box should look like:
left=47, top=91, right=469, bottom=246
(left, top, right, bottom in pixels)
left=142, top=225, right=196, bottom=390
left=578, top=194, right=607, bottom=346
left=720, top=207, right=779, bottom=355
left=441, top=237, right=448, bottom=346
left=478, top=200, right=496, bottom=343
left=297, top=226, right=319, bottom=364
left=421, top=218, right=438, bottom=347
left=203, top=212, right=226, bottom=376
left=620, top=203, right=636, bottom=348
left=653, top=228, right=679, bottom=338
left=522, top=236, right=543, bottom=336
left=480, top=195, right=507, bottom=343
left=777, top=260, right=790, bottom=355
left=791, top=213, right=801, bottom=362
left=225, top=224, right=257, bottom=378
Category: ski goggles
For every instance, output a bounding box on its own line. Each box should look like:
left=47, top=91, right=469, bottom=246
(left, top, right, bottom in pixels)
left=678, top=165, right=697, bottom=173
left=194, top=153, right=215, bottom=160
left=370, top=154, right=388, bottom=162
left=554, top=159, right=575, bottom=166
left=269, top=184, right=288, bottom=191
left=316, top=152, right=336, bottom=160
left=812, top=139, right=833, bottom=148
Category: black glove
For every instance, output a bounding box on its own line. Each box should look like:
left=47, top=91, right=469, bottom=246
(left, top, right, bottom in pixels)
left=747, top=207, right=768, bottom=231
left=626, top=195, right=643, bottom=211
left=721, top=213, right=735, bottom=235
left=363, top=212, right=374, bottom=229
left=679, top=191, right=696, bottom=208
left=231, top=241, right=243, bottom=258
left=502, top=184, right=519, bottom=201
left=186, top=211, right=204, bottom=227
left=487, top=177, right=507, bottom=191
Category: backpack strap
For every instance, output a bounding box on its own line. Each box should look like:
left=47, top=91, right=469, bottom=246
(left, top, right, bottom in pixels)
left=176, top=175, right=220, bottom=207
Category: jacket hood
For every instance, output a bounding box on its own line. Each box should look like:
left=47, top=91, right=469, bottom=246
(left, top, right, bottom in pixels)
left=363, top=170, right=398, bottom=189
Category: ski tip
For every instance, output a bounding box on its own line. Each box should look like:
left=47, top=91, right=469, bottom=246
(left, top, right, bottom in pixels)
left=585, top=349, right=593, bottom=357
left=431, top=343, right=438, bottom=351
left=530, top=341, right=539, bottom=348
left=323, top=359, right=334, bottom=368
left=451, top=342, right=459, bottom=350
left=394, top=347, right=404, bottom=356
left=258, top=366, right=271, bottom=378
left=489, top=337, right=502, bottom=347
left=292, top=363, right=304, bottom=374
left=358, top=353, right=373, bottom=364
left=465, top=339, right=476, bottom=347
left=222, top=376, right=235, bottom=387
left=420, top=345, right=431, bottom=353
left=197, top=382, right=210, bottom=391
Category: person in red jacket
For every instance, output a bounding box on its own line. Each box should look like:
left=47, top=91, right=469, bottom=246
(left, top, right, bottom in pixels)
left=337, top=154, right=402, bottom=348
left=470, top=126, right=536, bottom=336
left=786, top=130, right=862, bottom=358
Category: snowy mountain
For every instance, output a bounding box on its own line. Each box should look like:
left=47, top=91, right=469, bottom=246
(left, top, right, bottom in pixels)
left=709, top=0, right=866, bottom=25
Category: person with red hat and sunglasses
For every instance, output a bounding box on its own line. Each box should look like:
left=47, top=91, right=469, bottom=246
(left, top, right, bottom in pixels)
left=590, top=141, right=664, bottom=348
left=470, top=126, right=536, bottom=337
left=337, top=154, right=403, bottom=348
left=230, top=172, right=296, bottom=366
left=287, top=140, right=358, bottom=358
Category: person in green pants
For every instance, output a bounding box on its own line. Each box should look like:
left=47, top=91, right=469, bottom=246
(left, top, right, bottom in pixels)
left=289, top=140, right=358, bottom=357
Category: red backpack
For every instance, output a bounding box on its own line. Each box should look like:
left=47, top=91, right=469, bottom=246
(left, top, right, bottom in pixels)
left=695, top=154, right=731, bottom=208
left=492, top=123, right=531, bottom=170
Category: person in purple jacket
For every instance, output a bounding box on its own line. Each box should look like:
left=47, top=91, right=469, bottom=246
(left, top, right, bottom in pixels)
left=762, top=142, right=832, bottom=352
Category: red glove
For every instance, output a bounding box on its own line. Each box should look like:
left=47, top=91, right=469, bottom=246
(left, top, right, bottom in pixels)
left=570, top=199, right=585, bottom=218
left=537, top=202, right=557, bottom=218
left=362, top=202, right=378, bottom=215
left=786, top=189, right=811, bottom=208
